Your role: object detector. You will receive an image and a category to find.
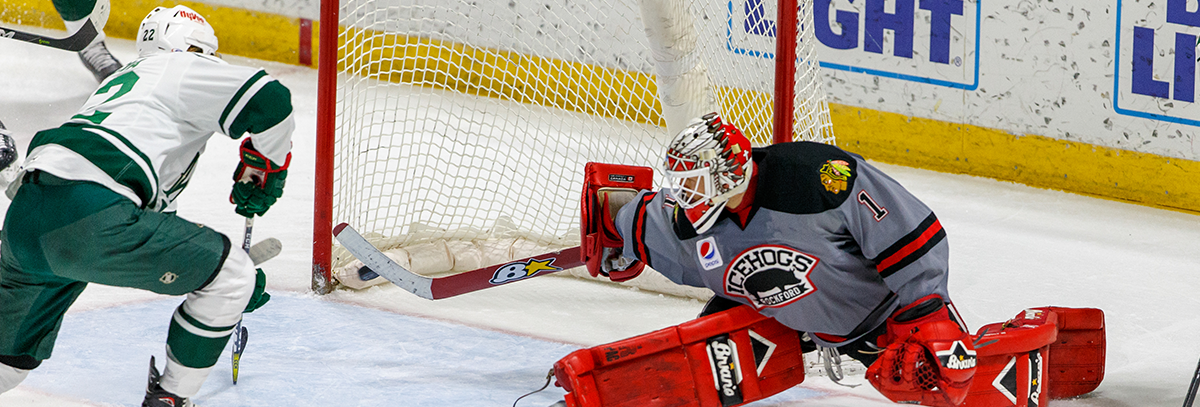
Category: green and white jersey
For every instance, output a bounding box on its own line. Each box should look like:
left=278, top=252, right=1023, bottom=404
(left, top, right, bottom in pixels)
left=23, top=51, right=294, bottom=212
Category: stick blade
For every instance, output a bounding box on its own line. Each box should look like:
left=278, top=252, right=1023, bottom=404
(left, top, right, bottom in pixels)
left=231, top=323, right=248, bottom=384
left=333, top=223, right=434, bottom=299
left=248, top=237, right=282, bottom=265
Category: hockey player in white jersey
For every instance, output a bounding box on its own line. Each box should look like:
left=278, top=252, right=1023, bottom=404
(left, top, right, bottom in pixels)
left=582, top=112, right=976, bottom=406
left=0, top=5, right=291, bottom=407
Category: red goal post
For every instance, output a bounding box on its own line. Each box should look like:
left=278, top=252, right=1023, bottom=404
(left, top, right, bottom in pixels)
left=313, top=0, right=834, bottom=295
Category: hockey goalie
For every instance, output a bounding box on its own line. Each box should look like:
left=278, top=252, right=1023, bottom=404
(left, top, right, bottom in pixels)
left=555, top=113, right=1106, bottom=406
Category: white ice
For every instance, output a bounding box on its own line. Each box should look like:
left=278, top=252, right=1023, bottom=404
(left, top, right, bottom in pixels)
left=1, top=27, right=1199, bottom=407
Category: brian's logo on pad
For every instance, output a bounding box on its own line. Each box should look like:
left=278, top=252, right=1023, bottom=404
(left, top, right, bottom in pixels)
left=490, top=258, right=562, bottom=284
left=724, top=245, right=819, bottom=309
left=696, top=237, right=724, bottom=270
left=705, top=334, right=744, bottom=406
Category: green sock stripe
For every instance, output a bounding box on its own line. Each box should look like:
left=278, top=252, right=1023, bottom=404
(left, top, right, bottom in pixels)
left=173, top=305, right=237, bottom=336
left=167, top=318, right=232, bottom=369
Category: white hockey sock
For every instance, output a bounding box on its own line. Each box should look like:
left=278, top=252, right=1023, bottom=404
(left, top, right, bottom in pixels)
left=160, top=357, right=212, bottom=399
left=0, top=364, right=30, bottom=394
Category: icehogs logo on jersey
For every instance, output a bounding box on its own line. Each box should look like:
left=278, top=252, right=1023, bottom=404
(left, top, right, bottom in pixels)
left=696, top=237, right=724, bottom=270
left=724, top=245, right=819, bottom=309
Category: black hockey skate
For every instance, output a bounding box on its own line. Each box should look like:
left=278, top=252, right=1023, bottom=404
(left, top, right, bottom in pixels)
left=78, top=40, right=122, bottom=82
left=142, top=356, right=197, bottom=407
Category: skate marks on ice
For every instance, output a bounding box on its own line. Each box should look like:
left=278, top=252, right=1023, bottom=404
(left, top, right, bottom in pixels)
left=18, top=291, right=849, bottom=406
left=21, top=293, right=573, bottom=406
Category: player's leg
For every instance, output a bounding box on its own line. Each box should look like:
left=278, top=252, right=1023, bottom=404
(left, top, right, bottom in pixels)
left=0, top=267, right=87, bottom=394
left=701, top=295, right=818, bottom=354
left=42, top=198, right=256, bottom=403
left=51, top=0, right=121, bottom=81
left=0, top=175, right=91, bottom=394
left=7, top=174, right=257, bottom=403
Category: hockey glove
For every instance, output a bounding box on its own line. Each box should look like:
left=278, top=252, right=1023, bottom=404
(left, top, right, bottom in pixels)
left=581, top=163, right=652, bottom=282
left=231, top=138, right=290, bottom=217
left=0, top=127, right=16, bottom=172
left=243, top=268, right=271, bottom=313
left=866, top=294, right=976, bottom=407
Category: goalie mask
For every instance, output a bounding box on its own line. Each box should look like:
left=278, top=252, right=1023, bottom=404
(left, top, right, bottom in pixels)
left=136, top=5, right=219, bottom=58
left=664, top=112, right=753, bottom=234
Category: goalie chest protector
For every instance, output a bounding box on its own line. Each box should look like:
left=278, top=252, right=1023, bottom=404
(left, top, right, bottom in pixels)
left=553, top=305, right=805, bottom=407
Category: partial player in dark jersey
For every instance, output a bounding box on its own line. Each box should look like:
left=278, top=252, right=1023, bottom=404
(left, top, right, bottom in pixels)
left=581, top=112, right=977, bottom=406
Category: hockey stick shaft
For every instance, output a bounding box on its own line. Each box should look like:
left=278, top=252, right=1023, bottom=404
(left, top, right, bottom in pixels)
left=1186, top=356, right=1200, bottom=407
left=333, top=223, right=582, bottom=300
left=0, top=20, right=98, bottom=52
left=231, top=217, right=254, bottom=384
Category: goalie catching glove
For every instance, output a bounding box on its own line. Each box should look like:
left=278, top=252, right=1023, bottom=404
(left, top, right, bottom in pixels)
left=231, top=138, right=290, bottom=217
left=581, top=162, right=653, bottom=282
left=866, top=294, right=977, bottom=407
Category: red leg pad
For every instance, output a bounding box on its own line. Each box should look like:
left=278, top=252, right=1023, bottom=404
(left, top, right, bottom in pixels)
left=1043, top=307, right=1105, bottom=399
left=553, top=305, right=805, bottom=407
left=962, top=307, right=1105, bottom=407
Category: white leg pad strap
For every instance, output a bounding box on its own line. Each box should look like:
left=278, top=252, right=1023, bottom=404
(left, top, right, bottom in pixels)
left=0, top=364, right=30, bottom=394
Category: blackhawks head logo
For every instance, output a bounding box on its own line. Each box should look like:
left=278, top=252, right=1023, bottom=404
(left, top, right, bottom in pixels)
left=724, top=245, right=820, bottom=309
left=819, top=160, right=852, bottom=194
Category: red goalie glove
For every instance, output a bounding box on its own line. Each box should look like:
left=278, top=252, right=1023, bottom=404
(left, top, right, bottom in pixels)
left=867, top=294, right=976, bottom=407
left=581, top=162, right=652, bottom=282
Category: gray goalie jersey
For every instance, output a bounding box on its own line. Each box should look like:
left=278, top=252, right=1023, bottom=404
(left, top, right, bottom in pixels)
left=614, top=142, right=950, bottom=346
left=21, top=51, right=294, bottom=212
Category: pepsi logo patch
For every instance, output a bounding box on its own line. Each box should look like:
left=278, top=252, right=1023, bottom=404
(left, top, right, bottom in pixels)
left=696, top=236, right=724, bottom=270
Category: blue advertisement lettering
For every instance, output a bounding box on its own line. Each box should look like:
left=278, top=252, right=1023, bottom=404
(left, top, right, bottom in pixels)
left=729, top=0, right=979, bottom=89
left=1115, top=0, right=1200, bottom=126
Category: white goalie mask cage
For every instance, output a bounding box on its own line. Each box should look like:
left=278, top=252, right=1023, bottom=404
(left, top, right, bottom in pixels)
left=136, top=5, right=219, bottom=58
left=663, top=112, right=754, bottom=233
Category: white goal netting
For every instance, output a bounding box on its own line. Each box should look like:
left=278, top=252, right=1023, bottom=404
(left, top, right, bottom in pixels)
left=321, top=0, right=834, bottom=297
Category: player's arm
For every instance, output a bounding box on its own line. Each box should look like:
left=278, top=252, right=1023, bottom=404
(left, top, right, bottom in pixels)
left=216, top=69, right=296, bottom=217
left=841, top=160, right=974, bottom=406
left=842, top=158, right=949, bottom=307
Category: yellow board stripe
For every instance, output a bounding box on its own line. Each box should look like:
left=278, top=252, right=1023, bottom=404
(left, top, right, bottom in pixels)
left=833, top=105, right=1200, bottom=213
left=0, top=0, right=319, bottom=66
left=337, top=27, right=664, bottom=128
left=3, top=2, right=1198, bottom=213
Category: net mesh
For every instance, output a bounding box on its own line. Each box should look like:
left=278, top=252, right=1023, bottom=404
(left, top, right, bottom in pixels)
left=327, top=0, right=833, bottom=295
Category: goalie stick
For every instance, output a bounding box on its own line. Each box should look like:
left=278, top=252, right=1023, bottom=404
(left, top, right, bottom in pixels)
left=0, top=19, right=98, bottom=52
left=333, top=223, right=582, bottom=300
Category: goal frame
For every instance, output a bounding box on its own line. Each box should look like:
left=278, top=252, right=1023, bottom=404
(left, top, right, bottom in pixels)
left=312, top=0, right=803, bottom=294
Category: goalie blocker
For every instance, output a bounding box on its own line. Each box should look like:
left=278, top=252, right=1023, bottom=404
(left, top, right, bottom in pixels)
left=551, top=306, right=1105, bottom=407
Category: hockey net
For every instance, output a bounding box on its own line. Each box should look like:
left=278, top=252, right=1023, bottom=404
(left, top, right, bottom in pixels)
left=313, top=0, right=834, bottom=297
